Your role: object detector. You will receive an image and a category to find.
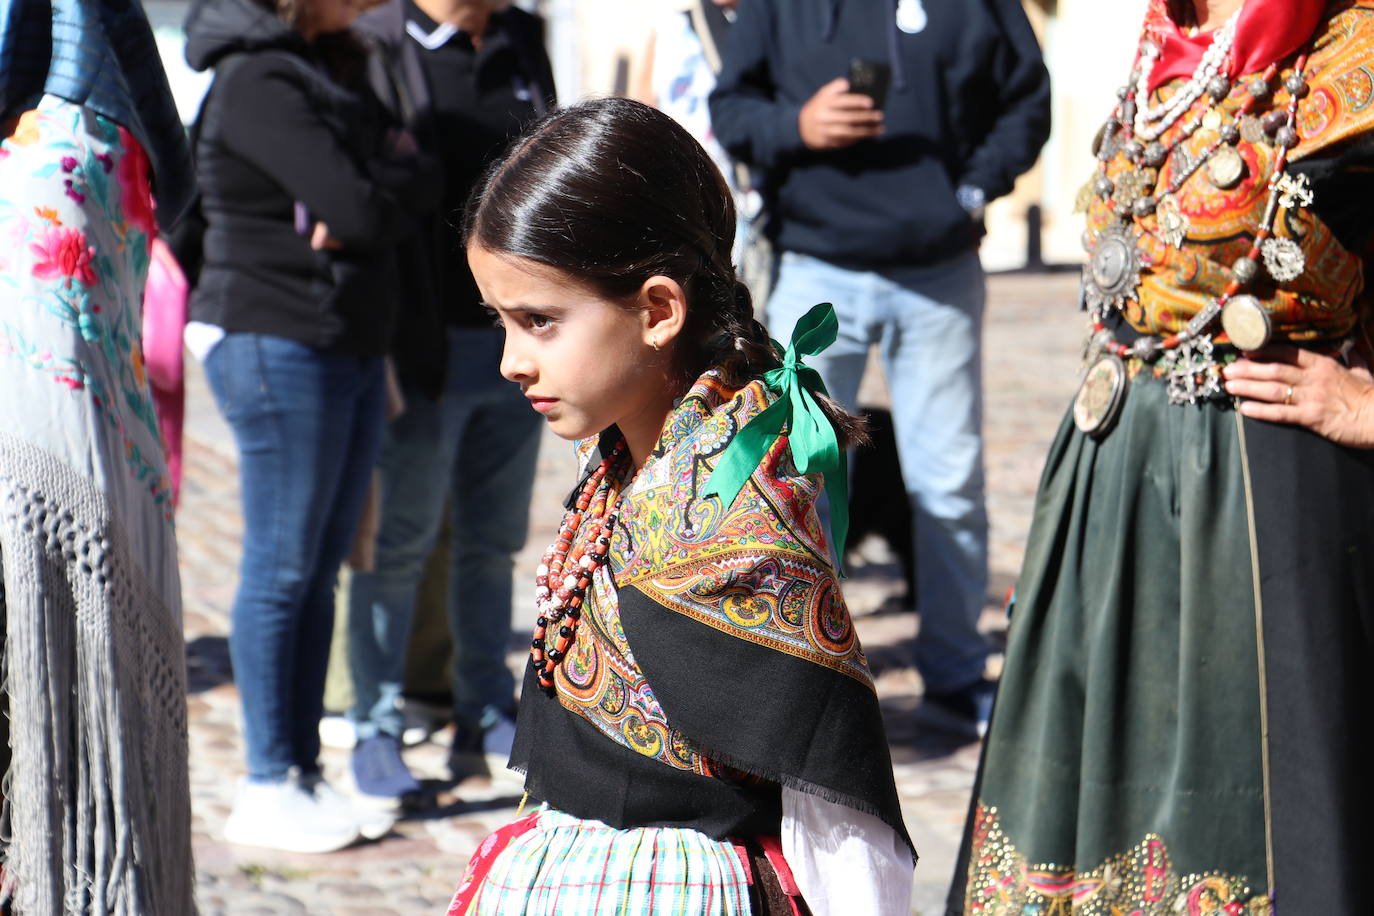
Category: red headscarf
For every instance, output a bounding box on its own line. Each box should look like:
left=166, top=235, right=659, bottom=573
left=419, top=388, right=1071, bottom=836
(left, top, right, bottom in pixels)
left=1143, top=0, right=1328, bottom=92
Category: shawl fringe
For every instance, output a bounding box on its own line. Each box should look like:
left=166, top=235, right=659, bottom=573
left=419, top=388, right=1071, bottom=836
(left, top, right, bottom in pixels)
left=0, top=434, right=194, bottom=915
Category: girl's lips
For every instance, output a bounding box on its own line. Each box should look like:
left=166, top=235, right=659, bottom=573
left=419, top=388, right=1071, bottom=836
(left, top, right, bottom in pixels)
left=528, top=397, right=559, bottom=414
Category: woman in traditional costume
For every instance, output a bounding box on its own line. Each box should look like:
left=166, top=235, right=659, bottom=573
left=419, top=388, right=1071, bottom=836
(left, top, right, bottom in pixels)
left=0, top=0, right=197, bottom=911
left=450, top=98, right=916, bottom=915
left=949, top=1, right=1374, bottom=914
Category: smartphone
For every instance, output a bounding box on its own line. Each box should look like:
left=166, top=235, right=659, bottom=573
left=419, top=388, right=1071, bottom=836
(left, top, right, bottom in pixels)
left=848, top=58, right=892, bottom=111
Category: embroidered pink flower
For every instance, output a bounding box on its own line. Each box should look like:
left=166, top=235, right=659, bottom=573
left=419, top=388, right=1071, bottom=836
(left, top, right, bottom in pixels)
left=117, top=127, right=157, bottom=237
left=30, top=226, right=98, bottom=288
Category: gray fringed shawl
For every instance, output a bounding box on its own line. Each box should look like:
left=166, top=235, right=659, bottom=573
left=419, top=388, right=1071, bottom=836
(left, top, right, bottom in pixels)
left=1, top=437, right=194, bottom=914
left=1, top=94, right=195, bottom=914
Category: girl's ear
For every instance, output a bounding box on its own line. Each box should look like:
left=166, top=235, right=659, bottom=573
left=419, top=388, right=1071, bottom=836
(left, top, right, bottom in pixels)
left=637, top=275, right=689, bottom=350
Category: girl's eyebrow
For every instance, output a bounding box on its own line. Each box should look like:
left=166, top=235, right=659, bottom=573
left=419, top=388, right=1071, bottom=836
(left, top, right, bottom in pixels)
left=480, top=301, right=565, bottom=314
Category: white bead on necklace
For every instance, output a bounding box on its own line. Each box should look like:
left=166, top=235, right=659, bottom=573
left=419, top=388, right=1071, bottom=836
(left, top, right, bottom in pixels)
left=1133, top=6, right=1243, bottom=141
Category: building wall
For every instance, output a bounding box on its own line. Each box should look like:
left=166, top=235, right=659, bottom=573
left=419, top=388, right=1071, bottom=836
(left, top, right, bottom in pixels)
left=1032, top=0, right=1149, bottom=267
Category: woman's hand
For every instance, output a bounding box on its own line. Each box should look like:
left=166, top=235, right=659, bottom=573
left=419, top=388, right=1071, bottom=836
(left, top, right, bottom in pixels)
left=1223, top=344, right=1374, bottom=448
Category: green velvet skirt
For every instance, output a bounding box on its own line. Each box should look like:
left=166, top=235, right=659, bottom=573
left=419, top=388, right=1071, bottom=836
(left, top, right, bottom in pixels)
left=949, top=370, right=1374, bottom=915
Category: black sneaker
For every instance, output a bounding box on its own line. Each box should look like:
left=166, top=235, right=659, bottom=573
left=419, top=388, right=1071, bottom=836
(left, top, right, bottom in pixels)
left=447, top=712, right=519, bottom=784
left=917, top=677, right=997, bottom=740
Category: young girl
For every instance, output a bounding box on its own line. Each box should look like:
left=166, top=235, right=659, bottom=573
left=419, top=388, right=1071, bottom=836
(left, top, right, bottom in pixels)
left=449, top=98, right=915, bottom=915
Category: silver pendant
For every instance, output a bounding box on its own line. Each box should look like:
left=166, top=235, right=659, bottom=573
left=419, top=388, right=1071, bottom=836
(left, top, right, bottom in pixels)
left=1157, top=196, right=1190, bottom=249
left=896, top=0, right=927, bottom=34
left=1261, top=237, right=1306, bottom=282
left=1074, top=179, right=1096, bottom=214
left=1112, top=168, right=1156, bottom=208
left=1083, top=222, right=1143, bottom=312
left=1220, top=295, right=1273, bottom=350
left=1275, top=172, right=1314, bottom=210
left=1205, top=146, right=1246, bottom=190
left=1073, top=355, right=1128, bottom=437
left=1164, top=336, right=1224, bottom=405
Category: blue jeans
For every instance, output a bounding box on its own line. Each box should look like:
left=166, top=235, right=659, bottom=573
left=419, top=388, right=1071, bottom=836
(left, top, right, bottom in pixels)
left=766, top=250, right=990, bottom=694
left=347, top=327, right=542, bottom=740
left=205, top=333, right=386, bottom=781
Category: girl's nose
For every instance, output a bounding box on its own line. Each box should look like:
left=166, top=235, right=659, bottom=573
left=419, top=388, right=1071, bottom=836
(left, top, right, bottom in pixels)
left=501, top=343, right=534, bottom=383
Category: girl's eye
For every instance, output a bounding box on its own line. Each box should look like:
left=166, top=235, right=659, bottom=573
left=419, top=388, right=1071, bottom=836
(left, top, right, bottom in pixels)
left=528, top=313, right=552, bottom=330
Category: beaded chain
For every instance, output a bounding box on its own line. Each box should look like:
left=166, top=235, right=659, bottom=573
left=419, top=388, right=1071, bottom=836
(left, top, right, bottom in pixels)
left=1088, top=53, right=1309, bottom=365
left=1132, top=8, right=1242, bottom=140
left=1095, top=61, right=1289, bottom=221
left=530, top=440, right=627, bottom=691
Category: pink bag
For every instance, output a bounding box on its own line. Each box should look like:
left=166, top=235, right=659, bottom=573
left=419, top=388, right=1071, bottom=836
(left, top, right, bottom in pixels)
left=142, top=238, right=189, bottom=505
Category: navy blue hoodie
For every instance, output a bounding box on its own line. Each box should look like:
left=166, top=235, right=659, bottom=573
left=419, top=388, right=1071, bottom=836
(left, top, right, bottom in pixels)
left=710, top=0, right=1050, bottom=269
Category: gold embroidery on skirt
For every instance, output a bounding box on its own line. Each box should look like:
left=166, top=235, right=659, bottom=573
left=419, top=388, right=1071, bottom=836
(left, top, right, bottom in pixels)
left=963, top=804, right=1271, bottom=916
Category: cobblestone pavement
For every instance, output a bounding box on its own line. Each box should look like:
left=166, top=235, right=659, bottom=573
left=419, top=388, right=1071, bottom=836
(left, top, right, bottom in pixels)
left=177, top=271, right=1084, bottom=915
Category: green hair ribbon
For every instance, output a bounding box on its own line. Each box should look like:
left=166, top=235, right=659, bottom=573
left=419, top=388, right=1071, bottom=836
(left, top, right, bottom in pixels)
left=701, top=302, right=849, bottom=574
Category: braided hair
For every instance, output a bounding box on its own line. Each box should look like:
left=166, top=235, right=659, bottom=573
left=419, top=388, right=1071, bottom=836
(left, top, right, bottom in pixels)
left=463, top=97, right=866, bottom=448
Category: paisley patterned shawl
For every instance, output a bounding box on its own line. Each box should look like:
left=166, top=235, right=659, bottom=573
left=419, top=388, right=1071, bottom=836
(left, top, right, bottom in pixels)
left=547, top=367, right=911, bottom=854
left=1087, top=1, right=1374, bottom=346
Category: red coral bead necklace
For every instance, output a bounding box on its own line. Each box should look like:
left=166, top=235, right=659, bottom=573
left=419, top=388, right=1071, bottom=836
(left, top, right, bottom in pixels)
left=530, top=438, right=628, bottom=691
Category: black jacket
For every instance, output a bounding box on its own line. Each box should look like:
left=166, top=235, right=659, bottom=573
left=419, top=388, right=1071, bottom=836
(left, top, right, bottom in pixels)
left=710, top=0, right=1051, bottom=269
left=355, top=1, right=556, bottom=397
left=183, top=0, right=435, bottom=354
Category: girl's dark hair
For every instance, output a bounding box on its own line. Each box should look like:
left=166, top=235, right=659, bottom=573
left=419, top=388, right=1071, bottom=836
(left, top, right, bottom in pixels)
left=464, top=97, right=866, bottom=448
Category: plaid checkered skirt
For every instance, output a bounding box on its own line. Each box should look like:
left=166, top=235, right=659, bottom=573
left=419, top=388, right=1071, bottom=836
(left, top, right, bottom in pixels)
left=465, top=808, right=752, bottom=915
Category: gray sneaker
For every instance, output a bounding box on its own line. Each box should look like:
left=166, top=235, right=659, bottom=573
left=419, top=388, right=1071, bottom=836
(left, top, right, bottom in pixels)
left=351, top=733, right=421, bottom=807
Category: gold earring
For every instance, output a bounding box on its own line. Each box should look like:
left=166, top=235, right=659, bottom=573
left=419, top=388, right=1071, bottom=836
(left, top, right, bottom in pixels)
left=651, top=338, right=660, bottom=351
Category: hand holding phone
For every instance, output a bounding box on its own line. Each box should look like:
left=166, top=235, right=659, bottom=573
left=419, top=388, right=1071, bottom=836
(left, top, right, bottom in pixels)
left=847, top=58, right=892, bottom=112
left=799, top=76, right=886, bottom=151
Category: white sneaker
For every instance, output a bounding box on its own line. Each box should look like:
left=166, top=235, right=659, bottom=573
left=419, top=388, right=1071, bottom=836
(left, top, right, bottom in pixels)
left=299, top=773, right=396, bottom=841
left=224, top=779, right=361, bottom=853
left=318, top=714, right=357, bottom=750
